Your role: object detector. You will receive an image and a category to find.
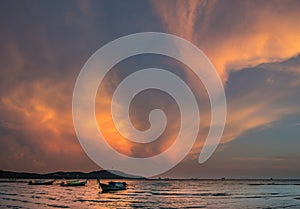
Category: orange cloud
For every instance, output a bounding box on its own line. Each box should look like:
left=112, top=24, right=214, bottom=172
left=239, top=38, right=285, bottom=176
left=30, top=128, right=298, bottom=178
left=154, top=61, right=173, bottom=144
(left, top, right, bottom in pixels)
left=95, top=72, right=183, bottom=158
left=152, top=0, right=300, bottom=81
left=1, top=1, right=300, bottom=175
left=149, top=1, right=300, bottom=163
left=0, top=76, right=98, bottom=172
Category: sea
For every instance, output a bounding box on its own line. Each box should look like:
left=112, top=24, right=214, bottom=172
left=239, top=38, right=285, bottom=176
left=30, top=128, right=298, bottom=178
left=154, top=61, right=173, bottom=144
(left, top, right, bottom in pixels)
left=1, top=179, right=300, bottom=208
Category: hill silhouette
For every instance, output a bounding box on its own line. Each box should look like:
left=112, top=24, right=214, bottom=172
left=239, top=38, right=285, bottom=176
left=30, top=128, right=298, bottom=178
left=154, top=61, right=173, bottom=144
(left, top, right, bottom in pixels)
left=0, top=170, right=144, bottom=179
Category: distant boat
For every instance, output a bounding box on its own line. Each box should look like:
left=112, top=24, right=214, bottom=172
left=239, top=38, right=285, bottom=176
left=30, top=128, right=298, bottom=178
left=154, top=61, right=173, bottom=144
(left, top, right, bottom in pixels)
left=96, top=178, right=127, bottom=192
left=28, top=179, right=55, bottom=185
left=60, top=179, right=87, bottom=187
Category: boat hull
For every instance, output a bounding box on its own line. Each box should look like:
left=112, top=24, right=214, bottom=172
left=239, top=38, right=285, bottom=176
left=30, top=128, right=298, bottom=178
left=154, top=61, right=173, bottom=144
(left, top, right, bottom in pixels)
left=60, top=181, right=87, bottom=187
left=100, top=183, right=126, bottom=192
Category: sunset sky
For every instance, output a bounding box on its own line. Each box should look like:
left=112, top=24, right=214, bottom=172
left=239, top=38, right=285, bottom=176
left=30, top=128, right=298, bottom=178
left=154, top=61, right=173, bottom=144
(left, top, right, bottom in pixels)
left=1, top=0, right=300, bottom=178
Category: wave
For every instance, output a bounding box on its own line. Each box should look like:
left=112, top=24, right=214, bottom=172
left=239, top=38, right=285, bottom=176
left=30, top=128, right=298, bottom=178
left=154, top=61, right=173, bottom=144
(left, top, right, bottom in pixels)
left=151, top=191, right=229, bottom=197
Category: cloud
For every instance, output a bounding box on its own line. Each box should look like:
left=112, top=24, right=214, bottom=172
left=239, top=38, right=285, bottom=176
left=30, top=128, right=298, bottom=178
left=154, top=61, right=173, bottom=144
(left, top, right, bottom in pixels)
left=0, top=2, right=101, bottom=172
left=185, top=55, right=300, bottom=160
left=151, top=0, right=300, bottom=149
left=94, top=56, right=184, bottom=158
left=1, top=0, right=300, bottom=176
left=0, top=76, right=99, bottom=172
left=152, top=0, right=300, bottom=81
left=148, top=1, right=300, bottom=166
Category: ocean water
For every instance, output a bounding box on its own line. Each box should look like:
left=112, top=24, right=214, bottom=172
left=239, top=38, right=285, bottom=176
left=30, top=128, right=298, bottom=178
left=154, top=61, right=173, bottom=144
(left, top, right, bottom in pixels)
left=1, top=179, right=300, bottom=208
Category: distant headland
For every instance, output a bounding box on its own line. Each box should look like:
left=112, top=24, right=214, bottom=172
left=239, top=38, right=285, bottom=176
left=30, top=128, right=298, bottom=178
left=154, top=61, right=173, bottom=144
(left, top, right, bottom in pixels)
left=0, top=170, right=145, bottom=179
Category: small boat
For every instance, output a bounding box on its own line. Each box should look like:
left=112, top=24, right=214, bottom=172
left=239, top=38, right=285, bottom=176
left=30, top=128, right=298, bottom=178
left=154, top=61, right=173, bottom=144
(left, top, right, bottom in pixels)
left=28, top=179, right=55, bottom=185
left=96, top=178, right=127, bottom=192
left=60, top=179, right=87, bottom=187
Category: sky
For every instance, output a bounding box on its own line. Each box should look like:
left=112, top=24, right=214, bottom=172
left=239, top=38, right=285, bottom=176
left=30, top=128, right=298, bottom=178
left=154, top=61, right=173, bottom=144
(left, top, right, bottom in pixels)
left=0, top=0, right=300, bottom=178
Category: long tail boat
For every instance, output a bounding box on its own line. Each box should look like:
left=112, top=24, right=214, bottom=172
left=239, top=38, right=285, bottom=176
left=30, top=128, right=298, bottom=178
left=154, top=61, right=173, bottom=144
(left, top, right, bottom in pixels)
left=96, top=178, right=127, bottom=192
left=28, top=179, right=55, bottom=185
left=60, top=179, right=87, bottom=187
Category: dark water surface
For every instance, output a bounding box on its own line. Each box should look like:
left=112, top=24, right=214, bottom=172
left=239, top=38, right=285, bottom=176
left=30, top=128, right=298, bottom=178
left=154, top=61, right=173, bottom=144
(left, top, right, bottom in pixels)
left=1, top=179, right=300, bottom=208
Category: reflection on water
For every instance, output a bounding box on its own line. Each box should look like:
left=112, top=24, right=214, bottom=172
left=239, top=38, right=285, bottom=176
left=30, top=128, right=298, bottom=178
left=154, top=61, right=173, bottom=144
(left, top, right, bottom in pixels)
left=1, top=180, right=300, bottom=208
